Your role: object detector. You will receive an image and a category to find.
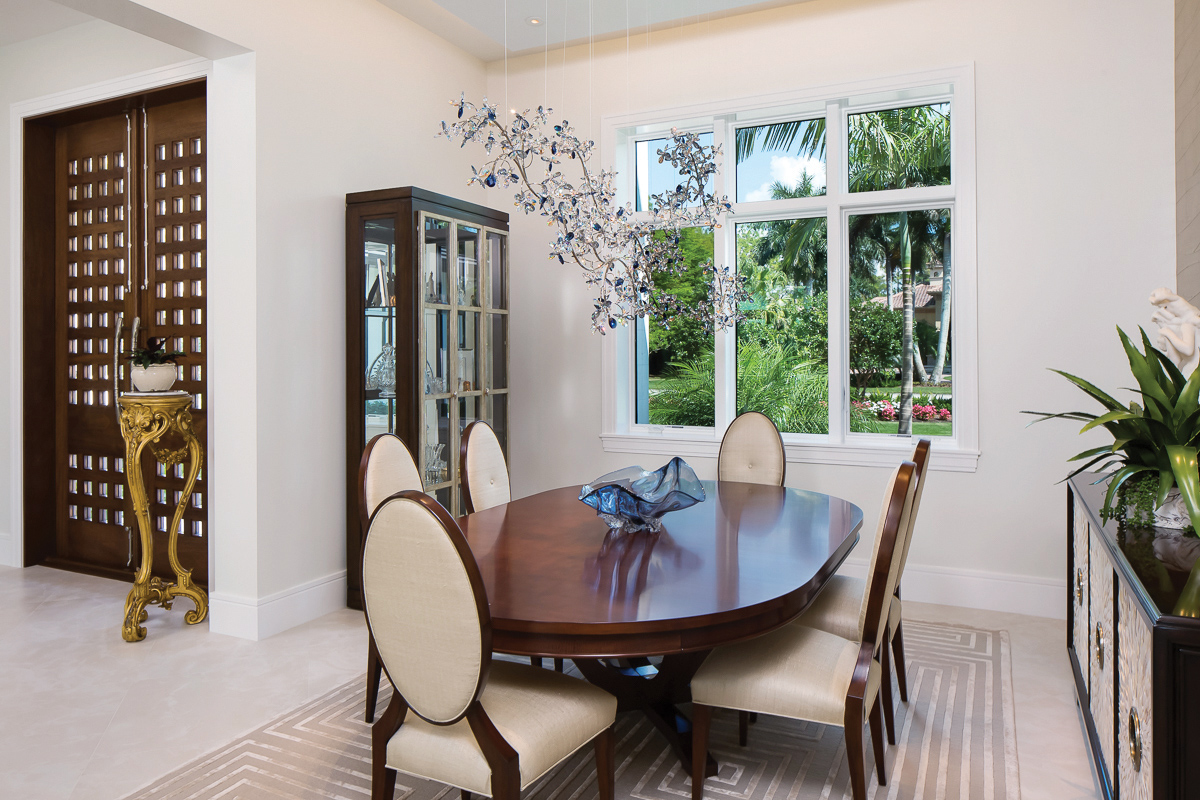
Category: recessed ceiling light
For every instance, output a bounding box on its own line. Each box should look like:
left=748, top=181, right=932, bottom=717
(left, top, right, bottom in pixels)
left=526, top=16, right=543, bottom=26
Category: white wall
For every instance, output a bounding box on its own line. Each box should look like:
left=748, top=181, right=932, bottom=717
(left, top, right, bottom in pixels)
left=0, top=19, right=198, bottom=569
left=487, top=0, right=1177, bottom=617
left=2, top=0, right=489, bottom=637
left=1179, top=0, right=1200, bottom=304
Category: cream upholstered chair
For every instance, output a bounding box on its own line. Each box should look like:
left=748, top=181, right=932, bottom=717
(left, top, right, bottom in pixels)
left=717, top=411, right=785, bottom=486
left=690, top=461, right=918, bottom=800
left=360, top=433, right=424, bottom=723
left=363, top=490, right=617, bottom=800
left=460, top=421, right=511, bottom=514
left=786, top=438, right=931, bottom=745
left=460, top=422, right=562, bottom=672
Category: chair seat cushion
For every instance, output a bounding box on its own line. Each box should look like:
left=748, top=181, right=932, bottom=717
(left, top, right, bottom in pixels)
left=691, top=623, right=880, bottom=727
left=385, top=661, right=616, bottom=794
left=890, top=595, right=901, bottom=632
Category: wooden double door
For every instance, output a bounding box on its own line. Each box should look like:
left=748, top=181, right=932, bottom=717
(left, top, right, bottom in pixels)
left=23, top=82, right=209, bottom=585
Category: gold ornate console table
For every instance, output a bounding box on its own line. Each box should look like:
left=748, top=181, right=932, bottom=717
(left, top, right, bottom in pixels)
left=118, top=392, right=208, bottom=642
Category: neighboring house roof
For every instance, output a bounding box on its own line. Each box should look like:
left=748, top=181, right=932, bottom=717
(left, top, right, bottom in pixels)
left=871, top=279, right=943, bottom=311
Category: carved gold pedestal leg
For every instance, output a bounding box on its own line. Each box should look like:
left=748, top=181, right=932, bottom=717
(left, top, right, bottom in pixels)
left=119, top=395, right=208, bottom=642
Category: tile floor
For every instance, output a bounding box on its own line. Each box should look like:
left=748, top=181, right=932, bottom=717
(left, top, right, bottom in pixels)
left=0, top=565, right=1100, bottom=800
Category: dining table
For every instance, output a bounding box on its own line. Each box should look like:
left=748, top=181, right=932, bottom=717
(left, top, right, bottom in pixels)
left=457, top=479, right=864, bottom=776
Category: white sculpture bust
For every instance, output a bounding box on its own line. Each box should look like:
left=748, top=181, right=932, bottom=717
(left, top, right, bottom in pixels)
left=1149, top=287, right=1200, bottom=376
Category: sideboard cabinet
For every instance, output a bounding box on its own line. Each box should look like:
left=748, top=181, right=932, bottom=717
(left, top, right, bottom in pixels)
left=1068, top=475, right=1200, bottom=800
left=345, top=187, right=509, bottom=610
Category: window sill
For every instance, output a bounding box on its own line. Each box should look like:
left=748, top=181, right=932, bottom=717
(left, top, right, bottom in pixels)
left=599, top=431, right=979, bottom=472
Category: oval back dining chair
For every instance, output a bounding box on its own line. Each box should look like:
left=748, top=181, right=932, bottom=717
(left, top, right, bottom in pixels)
left=363, top=490, right=617, bottom=800
left=360, top=433, right=424, bottom=722
left=785, top=438, right=931, bottom=745
left=460, top=421, right=511, bottom=514
left=718, top=411, right=785, bottom=486
left=690, top=461, right=918, bottom=800
left=459, top=420, right=563, bottom=671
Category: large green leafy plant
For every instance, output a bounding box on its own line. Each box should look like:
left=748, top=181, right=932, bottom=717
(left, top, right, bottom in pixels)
left=1025, top=326, right=1200, bottom=616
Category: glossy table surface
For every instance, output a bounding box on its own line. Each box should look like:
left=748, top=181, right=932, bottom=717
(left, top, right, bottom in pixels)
left=458, top=480, right=864, bottom=658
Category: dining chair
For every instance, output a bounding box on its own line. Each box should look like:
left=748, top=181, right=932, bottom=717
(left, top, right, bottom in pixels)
left=460, top=421, right=511, bottom=514
left=460, top=421, right=562, bottom=672
left=690, top=461, right=917, bottom=800
left=363, top=490, right=617, bottom=800
left=717, top=411, right=786, bottom=486
left=360, top=433, right=424, bottom=723
left=784, top=438, right=931, bottom=745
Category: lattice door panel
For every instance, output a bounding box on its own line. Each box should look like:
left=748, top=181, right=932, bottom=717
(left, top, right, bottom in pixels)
left=54, top=96, right=208, bottom=585
left=141, top=97, right=208, bottom=585
left=59, top=114, right=137, bottom=573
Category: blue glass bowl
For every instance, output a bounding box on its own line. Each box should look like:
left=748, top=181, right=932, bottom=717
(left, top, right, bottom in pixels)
left=579, top=457, right=706, bottom=533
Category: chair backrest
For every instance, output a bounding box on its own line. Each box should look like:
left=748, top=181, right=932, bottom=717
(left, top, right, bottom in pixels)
left=460, top=421, right=510, bottom=513
left=359, top=434, right=423, bottom=536
left=856, top=461, right=917, bottom=651
left=718, top=411, right=786, bottom=486
left=893, top=439, right=932, bottom=584
left=362, top=490, right=492, bottom=725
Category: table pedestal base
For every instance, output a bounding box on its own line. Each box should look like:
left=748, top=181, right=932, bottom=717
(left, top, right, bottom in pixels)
left=574, top=652, right=718, bottom=778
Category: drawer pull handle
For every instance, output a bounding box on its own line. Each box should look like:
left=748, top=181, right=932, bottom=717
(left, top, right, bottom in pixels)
left=1128, top=707, right=1142, bottom=771
left=1075, top=568, right=1084, bottom=605
left=1095, top=623, right=1105, bottom=671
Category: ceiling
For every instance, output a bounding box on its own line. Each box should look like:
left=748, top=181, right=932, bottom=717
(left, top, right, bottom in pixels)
left=0, top=0, right=92, bottom=47
left=0, top=0, right=807, bottom=58
left=380, top=0, right=810, bottom=60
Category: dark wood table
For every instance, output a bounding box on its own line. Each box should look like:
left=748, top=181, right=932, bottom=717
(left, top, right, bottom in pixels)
left=458, top=480, right=864, bottom=774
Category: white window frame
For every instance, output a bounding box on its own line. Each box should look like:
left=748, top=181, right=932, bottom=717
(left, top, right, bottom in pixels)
left=599, top=65, right=979, bottom=472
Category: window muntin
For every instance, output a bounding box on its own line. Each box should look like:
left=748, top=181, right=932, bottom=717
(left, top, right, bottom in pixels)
left=634, top=133, right=714, bottom=212
left=734, top=119, right=826, bottom=202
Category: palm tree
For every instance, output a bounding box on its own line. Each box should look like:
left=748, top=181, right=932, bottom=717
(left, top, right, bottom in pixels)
left=736, top=104, right=950, bottom=433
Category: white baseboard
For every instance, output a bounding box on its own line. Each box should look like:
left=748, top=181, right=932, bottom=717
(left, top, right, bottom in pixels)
left=0, top=533, right=13, bottom=568
left=838, top=560, right=1067, bottom=620
left=209, top=570, right=347, bottom=640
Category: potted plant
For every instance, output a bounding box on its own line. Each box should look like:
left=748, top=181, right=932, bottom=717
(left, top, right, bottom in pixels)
left=1025, top=326, right=1200, bottom=616
left=129, top=336, right=185, bottom=392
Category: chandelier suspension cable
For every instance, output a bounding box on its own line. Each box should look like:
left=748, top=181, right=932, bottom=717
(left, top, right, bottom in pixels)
left=503, top=0, right=509, bottom=122
left=625, top=0, right=630, bottom=112
left=543, top=0, right=549, bottom=108
left=561, top=0, right=567, bottom=113
left=588, top=0, right=594, bottom=138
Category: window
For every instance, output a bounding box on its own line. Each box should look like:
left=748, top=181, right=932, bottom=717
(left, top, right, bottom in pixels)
left=605, top=67, right=977, bottom=471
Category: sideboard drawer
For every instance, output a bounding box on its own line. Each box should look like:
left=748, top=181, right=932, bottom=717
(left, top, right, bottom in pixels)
left=1073, top=498, right=1090, bottom=693
left=1090, top=528, right=1115, bottom=785
left=1118, top=585, right=1153, bottom=800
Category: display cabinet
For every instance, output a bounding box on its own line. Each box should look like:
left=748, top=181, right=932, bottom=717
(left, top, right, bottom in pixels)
left=345, top=187, right=509, bottom=609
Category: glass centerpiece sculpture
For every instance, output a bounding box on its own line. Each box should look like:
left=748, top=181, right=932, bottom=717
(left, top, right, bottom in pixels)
left=579, top=457, right=705, bottom=533
left=438, top=97, right=747, bottom=334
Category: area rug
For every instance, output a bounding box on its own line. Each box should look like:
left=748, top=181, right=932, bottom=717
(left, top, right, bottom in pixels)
left=123, top=621, right=1019, bottom=800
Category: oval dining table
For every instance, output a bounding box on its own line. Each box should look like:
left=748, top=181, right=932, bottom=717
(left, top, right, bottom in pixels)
left=457, top=479, right=864, bottom=776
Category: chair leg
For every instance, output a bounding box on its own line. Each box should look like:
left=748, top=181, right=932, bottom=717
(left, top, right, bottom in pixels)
left=868, top=696, right=888, bottom=786
left=462, top=793, right=472, bottom=800
left=738, top=710, right=749, bottom=746
left=691, top=704, right=712, bottom=800
left=892, top=620, right=909, bottom=703
left=844, top=700, right=867, bottom=800
left=749, top=711, right=758, bottom=723
left=530, top=656, right=543, bottom=668
left=554, top=658, right=564, bottom=672
left=594, top=726, right=615, bottom=800
left=365, top=634, right=382, bottom=723
left=880, top=628, right=897, bottom=745
left=372, top=766, right=396, bottom=800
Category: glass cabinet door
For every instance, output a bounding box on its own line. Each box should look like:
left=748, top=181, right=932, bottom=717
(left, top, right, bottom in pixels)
left=485, top=229, right=509, bottom=455
left=363, top=218, right=397, bottom=445
left=419, top=214, right=507, bottom=516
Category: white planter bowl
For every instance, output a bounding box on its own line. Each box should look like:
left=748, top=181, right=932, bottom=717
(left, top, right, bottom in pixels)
left=130, top=363, right=178, bottom=392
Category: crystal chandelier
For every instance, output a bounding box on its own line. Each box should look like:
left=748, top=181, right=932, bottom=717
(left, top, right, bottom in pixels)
left=439, top=96, right=747, bottom=333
